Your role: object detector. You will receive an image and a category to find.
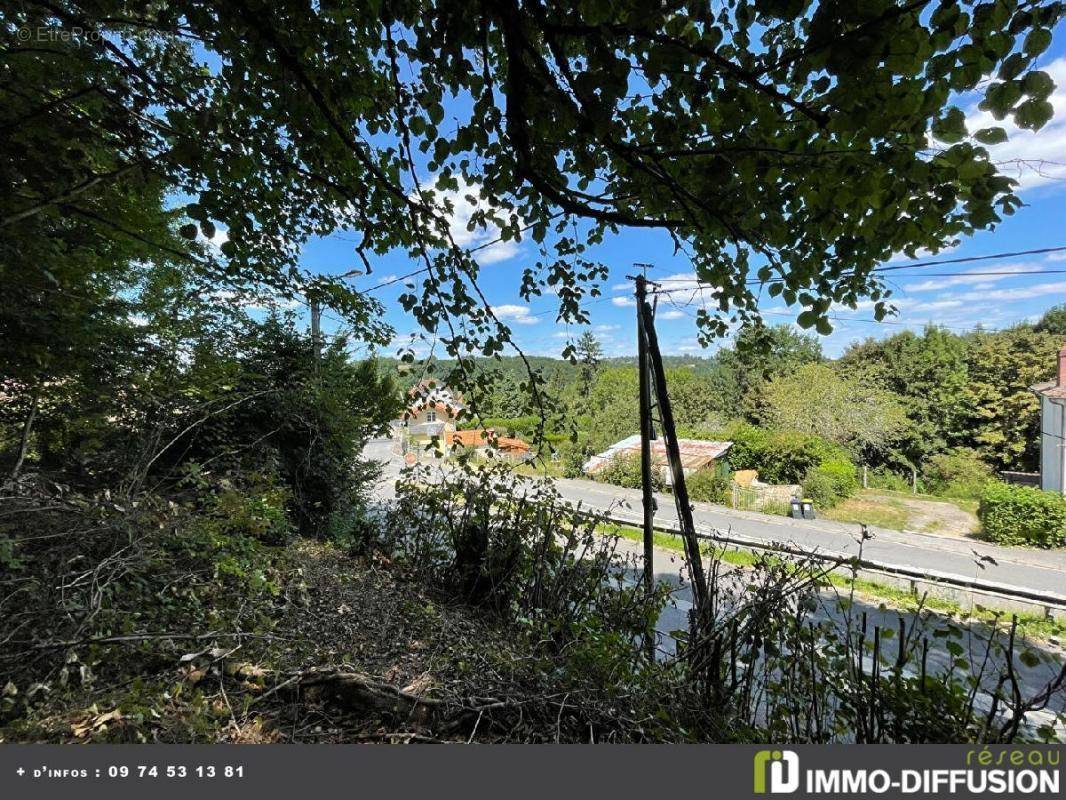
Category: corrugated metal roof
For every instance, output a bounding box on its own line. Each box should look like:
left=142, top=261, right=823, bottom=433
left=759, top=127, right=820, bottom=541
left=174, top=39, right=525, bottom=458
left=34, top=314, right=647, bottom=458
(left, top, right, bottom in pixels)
left=584, top=434, right=732, bottom=474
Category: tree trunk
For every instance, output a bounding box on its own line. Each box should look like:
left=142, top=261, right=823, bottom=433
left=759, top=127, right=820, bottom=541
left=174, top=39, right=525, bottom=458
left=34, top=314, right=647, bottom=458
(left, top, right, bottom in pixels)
left=8, top=391, right=39, bottom=483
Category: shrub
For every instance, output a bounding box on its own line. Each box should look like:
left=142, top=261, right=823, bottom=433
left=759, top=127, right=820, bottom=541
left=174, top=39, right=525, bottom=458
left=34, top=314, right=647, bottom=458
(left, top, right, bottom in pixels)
left=687, top=469, right=731, bottom=504
left=594, top=452, right=665, bottom=492
left=923, top=448, right=993, bottom=499
left=719, top=422, right=849, bottom=485
left=979, top=483, right=1066, bottom=548
left=867, top=468, right=911, bottom=493
left=802, top=459, right=858, bottom=509
left=558, top=439, right=591, bottom=479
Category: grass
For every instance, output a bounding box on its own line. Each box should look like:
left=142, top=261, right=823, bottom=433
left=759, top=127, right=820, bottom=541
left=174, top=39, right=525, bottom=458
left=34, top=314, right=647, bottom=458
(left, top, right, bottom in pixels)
left=823, top=488, right=980, bottom=536
left=823, top=494, right=911, bottom=530
left=602, top=522, right=1065, bottom=643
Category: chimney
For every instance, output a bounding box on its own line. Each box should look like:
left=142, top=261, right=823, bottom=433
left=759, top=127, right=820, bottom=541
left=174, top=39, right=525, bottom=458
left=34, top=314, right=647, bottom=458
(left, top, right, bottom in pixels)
left=1060, top=345, right=1066, bottom=387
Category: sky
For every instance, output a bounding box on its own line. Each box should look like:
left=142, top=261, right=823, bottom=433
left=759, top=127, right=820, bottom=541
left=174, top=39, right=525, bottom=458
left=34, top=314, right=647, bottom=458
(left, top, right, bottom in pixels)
left=284, top=27, right=1066, bottom=361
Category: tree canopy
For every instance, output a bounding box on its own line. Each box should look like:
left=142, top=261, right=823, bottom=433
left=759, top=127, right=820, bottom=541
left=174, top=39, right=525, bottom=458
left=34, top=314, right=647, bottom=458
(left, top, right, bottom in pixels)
left=4, top=0, right=1063, bottom=396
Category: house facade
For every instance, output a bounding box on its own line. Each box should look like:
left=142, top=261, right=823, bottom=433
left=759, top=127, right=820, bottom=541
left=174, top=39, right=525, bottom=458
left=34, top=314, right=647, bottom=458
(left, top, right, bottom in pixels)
left=1031, top=345, right=1066, bottom=494
left=390, top=382, right=465, bottom=456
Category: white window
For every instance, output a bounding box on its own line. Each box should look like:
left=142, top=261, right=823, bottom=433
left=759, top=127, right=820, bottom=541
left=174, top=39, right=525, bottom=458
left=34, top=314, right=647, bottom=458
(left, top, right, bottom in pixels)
left=427, top=410, right=437, bottom=423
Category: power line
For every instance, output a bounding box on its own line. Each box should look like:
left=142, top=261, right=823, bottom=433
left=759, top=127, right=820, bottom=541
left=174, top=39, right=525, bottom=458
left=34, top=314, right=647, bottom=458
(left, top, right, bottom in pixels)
left=646, top=245, right=1066, bottom=289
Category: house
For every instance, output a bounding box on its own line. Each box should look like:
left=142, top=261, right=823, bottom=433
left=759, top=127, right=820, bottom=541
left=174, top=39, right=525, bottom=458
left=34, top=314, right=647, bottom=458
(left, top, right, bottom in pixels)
left=446, top=428, right=532, bottom=462
left=1030, top=345, right=1066, bottom=494
left=390, top=382, right=466, bottom=456
left=583, top=435, right=732, bottom=485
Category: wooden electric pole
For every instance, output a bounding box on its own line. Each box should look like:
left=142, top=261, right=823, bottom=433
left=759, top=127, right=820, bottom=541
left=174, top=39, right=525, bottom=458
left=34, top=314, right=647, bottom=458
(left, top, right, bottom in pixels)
left=636, top=277, right=656, bottom=606
left=310, top=299, right=322, bottom=363
left=633, top=275, right=709, bottom=617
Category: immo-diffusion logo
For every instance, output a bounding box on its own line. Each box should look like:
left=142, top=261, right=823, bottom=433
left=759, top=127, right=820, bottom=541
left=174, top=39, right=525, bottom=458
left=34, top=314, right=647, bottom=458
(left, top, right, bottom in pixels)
left=752, top=747, right=1060, bottom=795
left=754, top=750, right=800, bottom=794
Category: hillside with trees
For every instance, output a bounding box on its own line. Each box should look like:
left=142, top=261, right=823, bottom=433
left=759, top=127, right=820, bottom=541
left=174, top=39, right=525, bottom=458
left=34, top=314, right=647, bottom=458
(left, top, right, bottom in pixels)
left=4, top=0, right=1066, bottom=745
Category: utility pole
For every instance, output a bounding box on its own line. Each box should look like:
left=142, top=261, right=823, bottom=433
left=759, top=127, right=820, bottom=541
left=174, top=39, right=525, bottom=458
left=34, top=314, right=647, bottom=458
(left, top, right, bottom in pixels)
left=635, top=276, right=656, bottom=609
left=635, top=278, right=709, bottom=616
left=309, top=299, right=322, bottom=363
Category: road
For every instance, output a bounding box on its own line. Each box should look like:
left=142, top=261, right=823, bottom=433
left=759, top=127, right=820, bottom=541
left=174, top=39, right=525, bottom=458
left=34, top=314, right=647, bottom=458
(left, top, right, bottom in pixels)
left=365, top=439, right=1066, bottom=605
left=363, top=439, right=1066, bottom=725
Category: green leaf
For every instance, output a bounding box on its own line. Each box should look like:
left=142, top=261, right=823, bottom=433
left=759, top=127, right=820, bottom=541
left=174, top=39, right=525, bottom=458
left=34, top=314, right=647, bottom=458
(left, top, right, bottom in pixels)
left=1021, top=70, right=1055, bottom=100
left=931, top=106, right=967, bottom=143
left=1014, top=98, right=1054, bottom=130
left=974, top=127, right=1008, bottom=145
left=178, top=223, right=197, bottom=240
left=1024, top=27, right=1053, bottom=58
left=1019, top=649, right=1041, bottom=668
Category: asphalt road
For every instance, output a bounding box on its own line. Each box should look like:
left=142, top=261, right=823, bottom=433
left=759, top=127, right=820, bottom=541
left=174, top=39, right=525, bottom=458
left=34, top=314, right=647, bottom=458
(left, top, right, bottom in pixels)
left=363, top=439, right=1066, bottom=725
left=365, top=439, right=1066, bottom=603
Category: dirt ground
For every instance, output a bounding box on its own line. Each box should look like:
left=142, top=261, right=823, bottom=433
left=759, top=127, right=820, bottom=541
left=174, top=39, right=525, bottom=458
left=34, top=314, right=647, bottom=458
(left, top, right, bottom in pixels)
left=826, top=490, right=980, bottom=537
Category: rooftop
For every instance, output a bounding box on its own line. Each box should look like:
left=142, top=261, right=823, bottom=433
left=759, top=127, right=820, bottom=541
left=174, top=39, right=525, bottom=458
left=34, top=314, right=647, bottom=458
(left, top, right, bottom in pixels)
left=584, top=434, right=732, bottom=475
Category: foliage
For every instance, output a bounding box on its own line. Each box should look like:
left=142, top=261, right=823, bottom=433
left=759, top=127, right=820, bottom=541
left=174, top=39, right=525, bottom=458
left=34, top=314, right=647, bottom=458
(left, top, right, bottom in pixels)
left=558, top=438, right=592, bottom=479
left=759, top=362, right=908, bottom=461
left=585, top=367, right=641, bottom=452
left=5, top=1, right=1060, bottom=409
left=717, top=422, right=850, bottom=485
left=963, top=328, right=1062, bottom=470
left=387, top=462, right=666, bottom=645
left=716, top=324, right=823, bottom=418
left=687, top=469, right=731, bottom=505
left=866, top=468, right=913, bottom=493
left=1034, top=303, right=1066, bottom=335
left=979, top=483, right=1066, bottom=548
left=923, top=448, right=994, bottom=499
left=594, top=452, right=665, bottom=492
left=575, top=331, right=603, bottom=409
left=839, top=326, right=971, bottom=468
left=802, top=459, right=859, bottom=508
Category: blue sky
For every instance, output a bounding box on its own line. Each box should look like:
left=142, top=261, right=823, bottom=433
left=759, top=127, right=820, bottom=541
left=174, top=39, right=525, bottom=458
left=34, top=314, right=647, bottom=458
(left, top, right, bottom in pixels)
left=233, top=29, right=1066, bottom=361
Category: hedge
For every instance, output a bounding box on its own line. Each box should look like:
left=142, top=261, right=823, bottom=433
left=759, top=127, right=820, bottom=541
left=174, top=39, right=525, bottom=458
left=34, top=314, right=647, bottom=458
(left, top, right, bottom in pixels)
left=708, top=422, right=849, bottom=485
left=801, top=458, right=859, bottom=509
left=594, top=452, right=665, bottom=492
left=979, top=483, right=1066, bottom=548
left=687, top=469, right=731, bottom=504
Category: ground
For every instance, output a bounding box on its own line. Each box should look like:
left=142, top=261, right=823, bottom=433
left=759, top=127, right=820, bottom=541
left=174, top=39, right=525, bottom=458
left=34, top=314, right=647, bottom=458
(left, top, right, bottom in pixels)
left=824, top=489, right=980, bottom=537
left=1, top=539, right=672, bottom=744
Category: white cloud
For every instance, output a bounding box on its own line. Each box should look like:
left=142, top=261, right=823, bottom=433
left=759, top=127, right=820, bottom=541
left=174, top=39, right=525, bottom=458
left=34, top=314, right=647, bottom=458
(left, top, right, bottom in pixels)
left=492, top=303, right=539, bottom=325
left=475, top=239, right=521, bottom=264
left=425, top=177, right=523, bottom=265
left=612, top=296, right=635, bottom=307
left=964, top=57, right=1066, bottom=191
left=907, top=298, right=964, bottom=313
left=959, top=279, right=1066, bottom=302
left=658, top=309, right=686, bottom=320
left=899, top=261, right=1044, bottom=292
left=595, top=324, right=620, bottom=332
left=888, top=242, right=960, bottom=263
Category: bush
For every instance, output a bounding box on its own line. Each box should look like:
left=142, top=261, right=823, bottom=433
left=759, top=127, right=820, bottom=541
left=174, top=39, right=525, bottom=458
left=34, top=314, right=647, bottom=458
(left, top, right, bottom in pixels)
left=687, top=469, right=731, bottom=504
left=717, top=422, right=849, bottom=485
left=557, top=438, right=591, bottom=479
left=866, top=468, right=911, bottom=493
left=802, top=459, right=858, bottom=509
left=923, top=448, right=993, bottom=499
left=594, top=452, right=665, bottom=492
left=979, top=483, right=1066, bottom=548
